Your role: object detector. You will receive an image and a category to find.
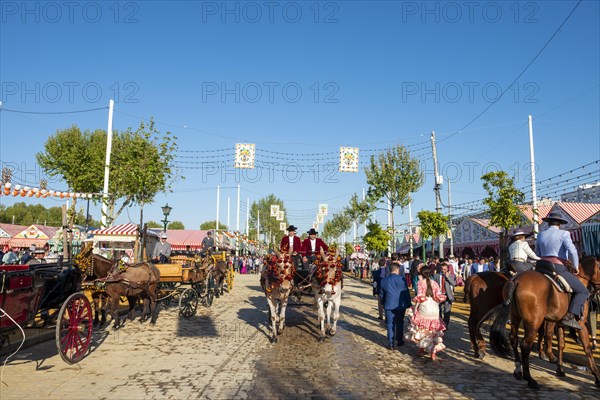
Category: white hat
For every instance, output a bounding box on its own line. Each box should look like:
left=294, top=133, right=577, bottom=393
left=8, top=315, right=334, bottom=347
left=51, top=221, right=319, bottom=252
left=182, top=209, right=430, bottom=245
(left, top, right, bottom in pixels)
left=160, top=233, right=167, bottom=239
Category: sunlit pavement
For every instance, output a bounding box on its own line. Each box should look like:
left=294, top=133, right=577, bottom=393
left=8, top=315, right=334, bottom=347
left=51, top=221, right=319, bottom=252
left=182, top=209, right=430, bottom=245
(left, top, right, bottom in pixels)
left=1, top=273, right=599, bottom=399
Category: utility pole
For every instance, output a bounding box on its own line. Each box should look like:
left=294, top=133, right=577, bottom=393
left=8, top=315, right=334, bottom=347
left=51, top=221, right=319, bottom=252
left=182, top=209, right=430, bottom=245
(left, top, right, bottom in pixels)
left=257, top=210, right=260, bottom=242
left=216, top=185, right=220, bottom=232
left=528, top=115, right=539, bottom=239
left=431, top=131, right=443, bottom=258
left=236, top=184, right=241, bottom=232
left=448, top=177, right=454, bottom=258
left=101, top=99, right=114, bottom=228
left=227, top=196, right=230, bottom=231
left=245, top=198, right=250, bottom=236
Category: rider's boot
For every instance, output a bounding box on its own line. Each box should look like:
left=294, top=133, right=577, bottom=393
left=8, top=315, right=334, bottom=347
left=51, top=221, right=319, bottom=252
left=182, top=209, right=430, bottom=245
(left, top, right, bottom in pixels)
left=504, top=279, right=516, bottom=306
left=560, top=312, right=582, bottom=330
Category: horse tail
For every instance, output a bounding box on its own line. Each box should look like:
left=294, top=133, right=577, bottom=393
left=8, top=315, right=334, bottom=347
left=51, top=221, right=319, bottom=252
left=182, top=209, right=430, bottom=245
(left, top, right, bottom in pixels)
left=463, top=275, right=472, bottom=303
left=489, top=303, right=512, bottom=358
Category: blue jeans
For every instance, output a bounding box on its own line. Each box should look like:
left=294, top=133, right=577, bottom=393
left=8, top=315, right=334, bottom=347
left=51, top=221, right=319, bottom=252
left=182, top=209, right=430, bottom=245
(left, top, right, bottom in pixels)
left=385, top=308, right=407, bottom=346
left=555, top=264, right=589, bottom=317
left=412, top=276, right=419, bottom=294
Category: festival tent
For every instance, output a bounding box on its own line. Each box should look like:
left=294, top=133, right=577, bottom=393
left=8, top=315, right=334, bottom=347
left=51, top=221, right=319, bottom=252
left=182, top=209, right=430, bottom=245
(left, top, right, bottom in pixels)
left=0, top=223, right=27, bottom=247
left=163, top=229, right=208, bottom=251
left=539, top=202, right=600, bottom=253
left=582, top=211, right=600, bottom=257
left=453, top=218, right=501, bottom=257
left=8, top=224, right=58, bottom=249
left=91, top=223, right=159, bottom=261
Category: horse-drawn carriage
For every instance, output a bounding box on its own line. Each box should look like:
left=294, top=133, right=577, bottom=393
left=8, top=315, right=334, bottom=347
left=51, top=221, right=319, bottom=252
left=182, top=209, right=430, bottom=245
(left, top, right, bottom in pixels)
left=0, top=261, right=93, bottom=364
left=155, top=254, right=216, bottom=318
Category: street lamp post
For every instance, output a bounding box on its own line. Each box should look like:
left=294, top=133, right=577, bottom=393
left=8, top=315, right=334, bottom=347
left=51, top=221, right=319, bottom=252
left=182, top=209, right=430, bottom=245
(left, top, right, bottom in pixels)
left=161, top=203, right=172, bottom=232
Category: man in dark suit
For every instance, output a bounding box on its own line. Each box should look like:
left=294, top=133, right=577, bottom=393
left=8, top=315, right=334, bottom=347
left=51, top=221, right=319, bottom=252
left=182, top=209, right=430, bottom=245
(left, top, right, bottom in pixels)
left=372, top=258, right=388, bottom=320
left=380, top=263, right=412, bottom=350
left=301, top=228, right=329, bottom=263
left=433, top=262, right=456, bottom=327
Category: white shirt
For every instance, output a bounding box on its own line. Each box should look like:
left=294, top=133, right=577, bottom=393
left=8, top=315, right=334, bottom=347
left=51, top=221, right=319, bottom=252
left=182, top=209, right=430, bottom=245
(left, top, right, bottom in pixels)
left=310, top=238, right=316, bottom=251
left=509, top=240, right=540, bottom=261
left=288, top=235, right=294, bottom=249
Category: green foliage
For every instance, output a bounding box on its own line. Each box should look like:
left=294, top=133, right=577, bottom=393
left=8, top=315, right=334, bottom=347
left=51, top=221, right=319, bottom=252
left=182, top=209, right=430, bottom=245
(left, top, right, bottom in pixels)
left=417, top=210, right=449, bottom=239
left=0, top=202, right=101, bottom=227
left=167, top=221, right=185, bottom=230
left=364, top=145, right=424, bottom=211
left=248, top=194, right=287, bottom=245
left=35, top=120, right=178, bottom=225
left=481, top=171, right=525, bottom=230
left=363, top=221, right=391, bottom=254
left=146, top=221, right=162, bottom=229
left=322, top=212, right=351, bottom=242
left=200, top=220, right=227, bottom=230
left=344, top=242, right=355, bottom=256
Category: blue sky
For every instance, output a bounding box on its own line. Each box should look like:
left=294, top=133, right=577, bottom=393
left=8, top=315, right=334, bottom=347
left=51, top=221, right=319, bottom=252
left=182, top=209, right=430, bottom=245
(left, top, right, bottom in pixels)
left=1, top=1, right=599, bottom=236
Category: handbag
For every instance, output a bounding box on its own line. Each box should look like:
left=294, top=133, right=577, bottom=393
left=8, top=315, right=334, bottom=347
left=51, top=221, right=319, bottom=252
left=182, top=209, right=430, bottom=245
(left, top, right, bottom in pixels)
left=455, top=275, right=464, bottom=287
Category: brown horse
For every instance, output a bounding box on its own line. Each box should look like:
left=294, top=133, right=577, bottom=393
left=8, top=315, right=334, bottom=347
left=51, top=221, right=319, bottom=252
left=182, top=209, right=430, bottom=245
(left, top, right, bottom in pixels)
left=490, top=257, right=600, bottom=389
left=464, top=271, right=508, bottom=359
left=74, top=243, right=117, bottom=326
left=105, top=262, right=161, bottom=329
left=261, top=248, right=295, bottom=343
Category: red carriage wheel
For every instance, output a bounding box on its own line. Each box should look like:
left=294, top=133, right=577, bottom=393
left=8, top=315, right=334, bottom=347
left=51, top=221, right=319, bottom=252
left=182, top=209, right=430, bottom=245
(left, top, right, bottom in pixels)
left=56, top=292, right=93, bottom=364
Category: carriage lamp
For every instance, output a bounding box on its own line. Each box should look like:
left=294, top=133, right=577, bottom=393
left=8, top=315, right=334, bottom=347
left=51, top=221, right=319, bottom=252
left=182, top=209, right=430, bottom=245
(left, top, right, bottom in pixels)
left=161, top=203, right=172, bottom=232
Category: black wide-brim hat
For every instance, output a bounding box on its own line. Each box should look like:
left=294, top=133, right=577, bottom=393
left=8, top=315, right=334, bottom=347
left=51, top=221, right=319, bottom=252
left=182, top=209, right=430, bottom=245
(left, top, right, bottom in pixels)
left=542, top=212, right=568, bottom=225
left=307, top=228, right=318, bottom=235
left=287, top=225, right=298, bottom=232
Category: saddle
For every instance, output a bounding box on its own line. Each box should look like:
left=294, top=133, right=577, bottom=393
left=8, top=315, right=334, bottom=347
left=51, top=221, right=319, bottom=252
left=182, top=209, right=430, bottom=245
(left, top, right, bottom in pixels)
left=533, top=260, right=572, bottom=293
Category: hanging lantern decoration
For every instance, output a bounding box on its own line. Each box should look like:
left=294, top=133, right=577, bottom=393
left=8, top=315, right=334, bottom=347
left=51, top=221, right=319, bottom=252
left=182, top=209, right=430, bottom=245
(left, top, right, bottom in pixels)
left=235, top=143, right=256, bottom=169
left=339, top=147, right=359, bottom=172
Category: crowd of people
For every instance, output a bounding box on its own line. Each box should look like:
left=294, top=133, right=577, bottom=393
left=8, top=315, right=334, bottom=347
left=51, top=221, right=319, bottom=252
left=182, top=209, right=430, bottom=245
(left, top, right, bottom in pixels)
left=0, top=244, right=55, bottom=265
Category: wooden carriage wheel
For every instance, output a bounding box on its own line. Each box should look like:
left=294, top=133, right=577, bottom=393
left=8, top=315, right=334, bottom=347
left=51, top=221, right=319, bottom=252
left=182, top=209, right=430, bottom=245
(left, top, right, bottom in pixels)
left=55, top=292, right=93, bottom=364
left=178, top=288, right=198, bottom=318
left=203, top=273, right=215, bottom=307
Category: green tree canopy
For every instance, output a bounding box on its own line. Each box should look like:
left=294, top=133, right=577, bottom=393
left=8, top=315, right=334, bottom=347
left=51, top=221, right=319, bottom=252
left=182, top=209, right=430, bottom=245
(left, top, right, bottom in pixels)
left=167, top=221, right=185, bottom=230
left=363, top=221, right=391, bottom=255
left=146, top=221, right=162, bottom=229
left=481, top=171, right=525, bottom=262
left=248, top=194, right=287, bottom=246
left=200, top=220, right=227, bottom=230
left=322, top=212, right=351, bottom=242
left=0, top=202, right=101, bottom=227
left=344, top=242, right=355, bottom=256
left=364, top=145, right=424, bottom=249
left=36, top=120, right=178, bottom=226
left=417, top=210, right=449, bottom=240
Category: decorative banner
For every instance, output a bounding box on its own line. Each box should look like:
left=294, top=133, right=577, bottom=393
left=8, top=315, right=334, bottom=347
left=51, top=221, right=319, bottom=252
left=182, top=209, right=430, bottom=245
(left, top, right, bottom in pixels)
left=235, top=143, right=256, bottom=169
left=312, top=222, right=319, bottom=230
left=318, top=204, right=328, bottom=215
left=279, top=222, right=286, bottom=230
left=276, top=211, right=284, bottom=221
left=316, top=214, right=324, bottom=224
left=270, top=204, right=280, bottom=217
left=339, top=147, right=359, bottom=172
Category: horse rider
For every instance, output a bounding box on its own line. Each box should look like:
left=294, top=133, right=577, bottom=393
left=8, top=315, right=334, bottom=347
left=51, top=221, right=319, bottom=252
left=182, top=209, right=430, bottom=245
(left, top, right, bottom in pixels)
left=536, top=212, right=589, bottom=330
left=152, top=232, right=172, bottom=264
left=301, top=228, right=329, bottom=264
left=201, top=230, right=216, bottom=256
left=280, top=225, right=302, bottom=268
left=508, top=230, right=540, bottom=273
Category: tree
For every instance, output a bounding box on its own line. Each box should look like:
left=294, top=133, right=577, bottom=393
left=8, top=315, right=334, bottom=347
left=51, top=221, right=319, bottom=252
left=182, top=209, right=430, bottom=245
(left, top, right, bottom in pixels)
left=0, top=202, right=100, bottom=227
left=344, top=242, right=355, bottom=256
left=363, top=221, right=391, bottom=255
left=481, top=171, right=525, bottom=263
left=146, top=221, right=162, bottom=229
left=364, top=145, right=424, bottom=251
left=36, top=120, right=178, bottom=226
left=322, top=212, right=351, bottom=242
left=417, top=210, right=449, bottom=259
left=200, top=220, right=228, bottom=230
left=248, top=194, right=287, bottom=247
left=168, top=221, right=185, bottom=230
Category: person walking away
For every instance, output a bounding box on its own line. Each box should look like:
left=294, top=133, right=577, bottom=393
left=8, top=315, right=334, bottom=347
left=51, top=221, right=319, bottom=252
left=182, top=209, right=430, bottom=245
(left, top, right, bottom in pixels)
left=409, top=255, right=421, bottom=293
left=405, top=265, right=447, bottom=360
left=372, top=258, right=388, bottom=320
left=433, top=262, right=456, bottom=327
left=535, top=212, right=589, bottom=330
left=380, top=262, right=411, bottom=350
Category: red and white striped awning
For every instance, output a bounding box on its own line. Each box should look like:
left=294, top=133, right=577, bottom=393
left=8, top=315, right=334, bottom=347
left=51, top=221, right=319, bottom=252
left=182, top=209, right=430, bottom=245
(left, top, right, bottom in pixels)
left=555, top=202, right=600, bottom=225
left=91, top=223, right=139, bottom=236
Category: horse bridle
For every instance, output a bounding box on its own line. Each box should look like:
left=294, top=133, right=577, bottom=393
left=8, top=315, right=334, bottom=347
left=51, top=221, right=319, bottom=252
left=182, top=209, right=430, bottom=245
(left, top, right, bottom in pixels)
left=576, top=259, right=600, bottom=292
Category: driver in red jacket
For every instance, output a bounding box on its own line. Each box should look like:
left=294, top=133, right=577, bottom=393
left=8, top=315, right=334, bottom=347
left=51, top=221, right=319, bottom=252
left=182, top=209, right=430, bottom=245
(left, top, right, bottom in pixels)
left=301, top=228, right=329, bottom=264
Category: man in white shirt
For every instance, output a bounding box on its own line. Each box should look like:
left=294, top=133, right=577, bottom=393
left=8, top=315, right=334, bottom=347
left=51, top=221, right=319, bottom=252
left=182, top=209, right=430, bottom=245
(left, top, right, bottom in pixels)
left=508, top=230, right=540, bottom=273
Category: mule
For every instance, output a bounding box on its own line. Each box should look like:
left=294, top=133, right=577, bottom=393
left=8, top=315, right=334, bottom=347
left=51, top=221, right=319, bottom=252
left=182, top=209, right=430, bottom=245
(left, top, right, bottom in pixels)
left=490, top=257, right=600, bottom=389
left=311, top=247, right=343, bottom=342
left=105, top=262, right=161, bottom=329
left=261, top=248, right=295, bottom=343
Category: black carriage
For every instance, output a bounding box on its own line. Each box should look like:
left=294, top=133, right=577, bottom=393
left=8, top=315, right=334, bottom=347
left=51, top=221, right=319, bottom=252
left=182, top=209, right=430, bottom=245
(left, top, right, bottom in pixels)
left=0, top=262, right=93, bottom=364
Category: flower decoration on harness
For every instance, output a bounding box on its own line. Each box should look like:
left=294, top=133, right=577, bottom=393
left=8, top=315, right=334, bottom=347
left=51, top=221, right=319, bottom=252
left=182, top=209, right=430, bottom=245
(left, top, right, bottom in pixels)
left=313, top=251, right=343, bottom=294
left=264, top=253, right=296, bottom=291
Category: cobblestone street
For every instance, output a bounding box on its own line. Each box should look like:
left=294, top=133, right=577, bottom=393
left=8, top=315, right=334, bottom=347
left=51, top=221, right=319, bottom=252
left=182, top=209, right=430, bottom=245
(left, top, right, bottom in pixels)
left=1, top=274, right=599, bottom=399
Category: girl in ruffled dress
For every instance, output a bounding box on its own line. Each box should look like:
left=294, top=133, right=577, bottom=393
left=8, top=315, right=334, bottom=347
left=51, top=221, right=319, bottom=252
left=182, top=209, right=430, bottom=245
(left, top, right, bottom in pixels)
left=405, top=265, right=446, bottom=360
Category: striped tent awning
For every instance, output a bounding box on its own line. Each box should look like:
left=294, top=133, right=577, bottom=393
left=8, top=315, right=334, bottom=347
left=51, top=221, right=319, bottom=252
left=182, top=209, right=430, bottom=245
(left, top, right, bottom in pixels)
left=91, top=223, right=139, bottom=236
left=8, top=237, right=49, bottom=248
